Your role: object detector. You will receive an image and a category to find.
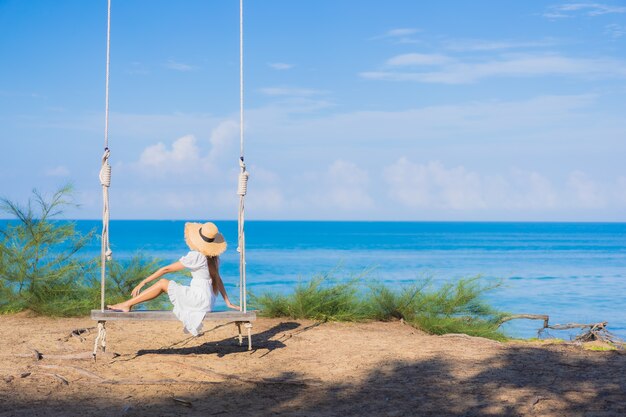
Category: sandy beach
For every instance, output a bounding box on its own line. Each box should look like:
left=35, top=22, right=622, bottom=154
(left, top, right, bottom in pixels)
left=0, top=313, right=624, bottom=416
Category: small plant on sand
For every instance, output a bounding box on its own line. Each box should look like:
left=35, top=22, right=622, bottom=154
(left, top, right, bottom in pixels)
left=0, top=185, right=95, bottom=315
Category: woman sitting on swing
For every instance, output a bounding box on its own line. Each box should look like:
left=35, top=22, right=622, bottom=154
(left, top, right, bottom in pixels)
left=107, top=222, right=240, bottom=336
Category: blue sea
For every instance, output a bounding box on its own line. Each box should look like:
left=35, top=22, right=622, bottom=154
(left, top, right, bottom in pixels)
left=5, top=220, right=626, bottom=339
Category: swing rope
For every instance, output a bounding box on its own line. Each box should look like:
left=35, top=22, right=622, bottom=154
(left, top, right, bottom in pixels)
left=100, top=0, right=113, bottom=313
left=237, top=0, right=250, bottom=313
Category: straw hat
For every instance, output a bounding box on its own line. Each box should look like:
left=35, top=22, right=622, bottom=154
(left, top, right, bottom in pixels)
left=184, top=222, right=227, bottom=257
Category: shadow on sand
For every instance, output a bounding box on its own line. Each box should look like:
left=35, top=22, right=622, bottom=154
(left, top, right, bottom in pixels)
left=4, top=332, right=626, bottom=416
left=135, top=321, right=302, bottom=358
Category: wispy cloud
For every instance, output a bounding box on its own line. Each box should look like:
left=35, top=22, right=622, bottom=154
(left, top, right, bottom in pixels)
left=442, top=38, right=558, bottom=51
left=164, top=59, right=197, bottom=72
left=605, top=23, right=626, bottom=38
left=371, top=27, right=422, bottom=43
left=543, top=3, right=626, bottom=18
left=268, top=62, right=294, bottom=70
left=361, top=53, right=626, bottom=84
left=127, top=62, right=149, bottom=75
left=386, top=53, right=453, bottom=66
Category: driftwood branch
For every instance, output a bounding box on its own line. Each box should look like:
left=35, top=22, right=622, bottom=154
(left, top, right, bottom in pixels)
left=61, top=327, right=96, bottom=342
left=498, top=314, right=624, bottom=348
left=498, top=314, right=549, bottom=328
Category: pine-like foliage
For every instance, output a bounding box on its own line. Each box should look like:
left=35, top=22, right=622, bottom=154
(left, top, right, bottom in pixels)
left=0, top=185, right=94, bottom=315
left=251, top=274, right=366, bottom=322
left=253, top=275, right=508, bottom=341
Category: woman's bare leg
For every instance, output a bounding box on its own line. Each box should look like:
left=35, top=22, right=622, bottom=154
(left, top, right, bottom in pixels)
left=107, top=279, right=170, bottom=312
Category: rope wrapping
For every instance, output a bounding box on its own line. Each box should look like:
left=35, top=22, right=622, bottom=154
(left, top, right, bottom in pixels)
left=100, top=149, right=113, bottom=261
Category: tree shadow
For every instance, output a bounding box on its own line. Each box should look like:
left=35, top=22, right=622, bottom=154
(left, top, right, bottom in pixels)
left=130, top=341, right=626, bottom=416
left=4, top=335, right=626, bottom=416
left=135, top=321, right=302, bottom=357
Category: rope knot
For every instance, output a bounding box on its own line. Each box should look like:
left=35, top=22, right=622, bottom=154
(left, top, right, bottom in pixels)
left=237, top=171, right=249, bottom=196
left=99, top=149, right=111, bottom=187
left=237, top=158, right=249, bottom=196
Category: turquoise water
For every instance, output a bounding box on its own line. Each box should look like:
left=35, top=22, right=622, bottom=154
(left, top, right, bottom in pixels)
left=4, top=220, right=626, bottom=339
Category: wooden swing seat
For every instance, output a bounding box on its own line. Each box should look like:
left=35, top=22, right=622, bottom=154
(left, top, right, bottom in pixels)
left=91, top=310, right=256, bottom=322
left=91, top=310, right=256, bottom=351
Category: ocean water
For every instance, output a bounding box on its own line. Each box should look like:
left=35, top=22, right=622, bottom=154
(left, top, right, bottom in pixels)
left=4, top=220, right=626, bottom=339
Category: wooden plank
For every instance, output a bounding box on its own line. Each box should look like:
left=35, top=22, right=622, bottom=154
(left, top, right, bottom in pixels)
left=91, top=310, right=256, bottom=322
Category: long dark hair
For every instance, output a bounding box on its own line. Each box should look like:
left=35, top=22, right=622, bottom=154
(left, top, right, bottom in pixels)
left=206, top=256, right=221, bottom=295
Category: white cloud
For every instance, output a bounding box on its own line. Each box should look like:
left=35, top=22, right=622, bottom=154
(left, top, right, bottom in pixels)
left=544, top=3, right=626, bottom=18
left=45, top=165, right=70, bottom=177
left=605, top=23, right=626, bottom=38
left=371, top=28, right=422, bottom=44
left=268, top=62, right=294, bottom=70
left=138, top=135, right=200, bottom=168
left=165, top=59, right=197, bottom=72
left=386, top=28, right=419, bottom=37
left=361, top=53, right=626, bottom=84
left=324, top=160, right=373, bottom=210
left=615, top=177, right=626, bottom=204
left=384, top=159, right=486, bottom=209
left=127, top=62, right=149, bottom=75
left=208, top=119, right=239, bottom=161
left=443, top=38, right=558, bottom=51
left=386, top=53, right=453, bottom=66
left=567, top=170, right=606, bottom=207
left=383, top=158, right=576, bottom=211
left=53, top=93, right=625, bottom=220
left=382, top=159, right=626, bottom=214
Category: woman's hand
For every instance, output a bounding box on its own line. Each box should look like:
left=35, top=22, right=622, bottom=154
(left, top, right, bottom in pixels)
left=131, top=282, right=145, bottom=297
left=226, top=301, right=241, bottom=311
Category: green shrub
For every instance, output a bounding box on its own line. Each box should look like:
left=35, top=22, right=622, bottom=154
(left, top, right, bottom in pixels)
left=251, top=274, right=365, bottom=322
left=253, top=274, right=507, bottom=340
left=0, top=185, right=174, bottom=315
left=0, top=185, right=95, bottom=315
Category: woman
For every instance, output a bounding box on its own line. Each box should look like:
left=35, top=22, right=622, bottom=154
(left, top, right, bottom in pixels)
left=107, top=221, right=240, bottom=336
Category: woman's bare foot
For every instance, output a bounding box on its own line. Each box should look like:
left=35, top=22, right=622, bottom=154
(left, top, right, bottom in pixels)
left=106, top=303, right=131, bottom=312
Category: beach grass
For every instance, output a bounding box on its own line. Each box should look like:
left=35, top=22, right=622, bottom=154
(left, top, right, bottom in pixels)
left=250, top=275, right=366, bottom=322
left=252, top=275, right=508, bottom=341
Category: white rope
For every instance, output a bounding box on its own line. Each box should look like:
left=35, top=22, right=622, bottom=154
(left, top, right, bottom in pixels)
left=100, top=0, right=112, bottom=312
left=239, top=0, right=244, bottom=158
left=104, top=0, right=111, bottom=150
left=237, top=0, right=248, bottom=313
left=92, top=321, right=107, bottom=359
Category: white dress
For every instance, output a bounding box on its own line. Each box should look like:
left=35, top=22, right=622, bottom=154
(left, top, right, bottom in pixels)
left=167, top=251, right=216, bottom=336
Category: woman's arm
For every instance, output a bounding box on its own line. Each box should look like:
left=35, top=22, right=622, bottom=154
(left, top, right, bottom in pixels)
left=131, top=261, right=185, bottom=297
left=215, top=274, right=241, bottom=311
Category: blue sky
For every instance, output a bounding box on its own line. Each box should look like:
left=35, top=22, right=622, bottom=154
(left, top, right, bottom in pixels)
left=1, top=0, right=625, bottom=220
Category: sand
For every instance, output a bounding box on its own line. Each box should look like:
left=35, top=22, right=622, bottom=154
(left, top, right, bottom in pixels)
left=0, top=313, right=624, bottom=416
